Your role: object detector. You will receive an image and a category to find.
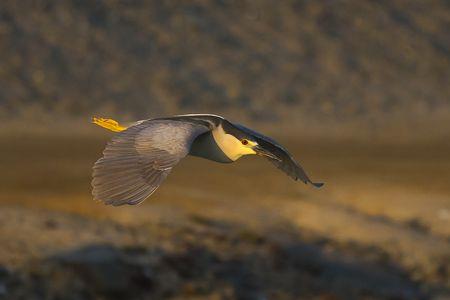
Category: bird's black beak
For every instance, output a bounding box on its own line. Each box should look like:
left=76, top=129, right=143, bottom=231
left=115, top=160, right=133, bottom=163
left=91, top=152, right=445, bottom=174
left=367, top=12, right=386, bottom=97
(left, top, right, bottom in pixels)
left=254, top=145, right=281, bottom=161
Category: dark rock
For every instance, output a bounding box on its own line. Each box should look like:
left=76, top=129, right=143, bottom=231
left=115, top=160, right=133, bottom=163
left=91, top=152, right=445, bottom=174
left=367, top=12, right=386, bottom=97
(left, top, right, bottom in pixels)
left=48, top=245, right=154, bottom=299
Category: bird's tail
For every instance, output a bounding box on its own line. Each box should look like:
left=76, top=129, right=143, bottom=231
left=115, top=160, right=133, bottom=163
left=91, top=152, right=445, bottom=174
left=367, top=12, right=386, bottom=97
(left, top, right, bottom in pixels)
left=92, top=117, right=127, bottom=132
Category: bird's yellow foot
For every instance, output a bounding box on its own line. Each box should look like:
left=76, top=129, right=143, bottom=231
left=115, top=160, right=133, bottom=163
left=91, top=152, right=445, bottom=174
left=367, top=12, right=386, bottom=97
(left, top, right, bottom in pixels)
left=92, top=117, right=127, bottom=132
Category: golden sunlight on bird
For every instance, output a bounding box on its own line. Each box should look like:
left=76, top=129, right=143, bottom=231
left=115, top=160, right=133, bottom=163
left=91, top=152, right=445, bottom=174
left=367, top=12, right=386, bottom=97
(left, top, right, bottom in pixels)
left=92, top=114, right=323, bottom=206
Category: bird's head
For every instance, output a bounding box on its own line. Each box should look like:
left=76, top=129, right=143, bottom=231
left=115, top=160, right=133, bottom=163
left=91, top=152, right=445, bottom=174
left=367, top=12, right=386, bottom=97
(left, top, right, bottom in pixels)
left=237, top=137, right=279, bottom=160
left=215, top=122, right=280, bottom=161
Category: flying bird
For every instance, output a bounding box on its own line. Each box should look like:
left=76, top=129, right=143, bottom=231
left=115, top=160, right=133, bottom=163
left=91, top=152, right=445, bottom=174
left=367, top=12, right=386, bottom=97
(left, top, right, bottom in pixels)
left=92, top=114, right=323, bottom=206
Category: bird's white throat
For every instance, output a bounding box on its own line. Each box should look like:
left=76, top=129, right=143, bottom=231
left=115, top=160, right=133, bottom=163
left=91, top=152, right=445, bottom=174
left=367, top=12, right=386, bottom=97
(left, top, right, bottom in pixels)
left=212, top=125, right=256, bottom=161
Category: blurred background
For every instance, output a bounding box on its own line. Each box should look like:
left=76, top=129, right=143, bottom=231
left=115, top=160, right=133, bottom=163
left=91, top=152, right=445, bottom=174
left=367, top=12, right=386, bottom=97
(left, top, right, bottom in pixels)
left=0, top=1, right=449, bottom=299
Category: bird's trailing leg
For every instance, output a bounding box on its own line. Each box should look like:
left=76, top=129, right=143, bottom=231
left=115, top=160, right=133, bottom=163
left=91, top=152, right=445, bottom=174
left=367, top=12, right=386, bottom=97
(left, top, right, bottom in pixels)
left=92, top=117, right=127, bottom=132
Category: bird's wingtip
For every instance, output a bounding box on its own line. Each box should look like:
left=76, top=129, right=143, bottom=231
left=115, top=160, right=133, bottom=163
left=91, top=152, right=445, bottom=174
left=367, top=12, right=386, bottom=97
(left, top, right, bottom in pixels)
left=298, top=178, right=324, bottom=188
left=311, top=182, right=324, bottom=188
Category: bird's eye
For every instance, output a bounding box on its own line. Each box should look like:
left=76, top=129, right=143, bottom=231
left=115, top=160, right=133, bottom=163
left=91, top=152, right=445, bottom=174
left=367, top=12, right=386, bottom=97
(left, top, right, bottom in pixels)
left=241, top=139, right=248, bottom=145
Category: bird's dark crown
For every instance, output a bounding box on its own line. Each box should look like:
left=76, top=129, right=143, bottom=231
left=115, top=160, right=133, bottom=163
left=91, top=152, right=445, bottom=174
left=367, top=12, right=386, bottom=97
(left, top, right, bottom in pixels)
left=221, top=119, right=255, bottom=142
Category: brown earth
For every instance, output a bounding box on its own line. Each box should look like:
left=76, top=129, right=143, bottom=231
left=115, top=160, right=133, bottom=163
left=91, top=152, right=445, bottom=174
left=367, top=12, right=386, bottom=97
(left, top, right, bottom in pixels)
left=0, top=132, right=448, bottom=299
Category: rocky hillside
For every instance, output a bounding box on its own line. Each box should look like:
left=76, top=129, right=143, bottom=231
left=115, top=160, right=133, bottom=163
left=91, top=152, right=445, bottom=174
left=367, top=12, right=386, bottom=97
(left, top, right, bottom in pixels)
left=0, top=0, right=449, bottom=119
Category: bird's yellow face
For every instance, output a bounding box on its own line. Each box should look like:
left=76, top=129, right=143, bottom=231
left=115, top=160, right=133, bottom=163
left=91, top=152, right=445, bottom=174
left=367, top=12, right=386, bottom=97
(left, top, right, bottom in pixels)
left=238, top=137, right=281, bottom=161
left=212, top=125, right=257, bottom=161
left=239, top=138, right=259, bottom=154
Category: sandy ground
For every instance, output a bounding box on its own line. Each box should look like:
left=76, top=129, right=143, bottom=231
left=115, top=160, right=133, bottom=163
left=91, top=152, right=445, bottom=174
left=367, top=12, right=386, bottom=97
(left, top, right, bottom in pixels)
left=0, top=134, right=449, bottom=299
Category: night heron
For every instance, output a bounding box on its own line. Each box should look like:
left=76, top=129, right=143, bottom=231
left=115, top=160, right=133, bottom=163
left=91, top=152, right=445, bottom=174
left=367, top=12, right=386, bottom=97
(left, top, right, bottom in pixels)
left=92, top=114, right=323, bottom=206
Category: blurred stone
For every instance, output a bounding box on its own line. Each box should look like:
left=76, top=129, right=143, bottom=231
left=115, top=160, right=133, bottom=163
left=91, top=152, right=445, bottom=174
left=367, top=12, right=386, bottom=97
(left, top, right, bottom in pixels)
left=44, top=218, right=58, bottom=229
left=49, top=245, right=154, bottom=298
left=0, top=284, right=6, bottom=297
left=0, top=266, right=10, bottom=298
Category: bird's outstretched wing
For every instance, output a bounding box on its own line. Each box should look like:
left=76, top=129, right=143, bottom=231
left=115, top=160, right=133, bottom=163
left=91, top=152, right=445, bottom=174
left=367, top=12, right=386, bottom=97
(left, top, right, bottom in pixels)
left=235, top=124, right=323, bottom=188
left=92, top=119, right=210, bottom=206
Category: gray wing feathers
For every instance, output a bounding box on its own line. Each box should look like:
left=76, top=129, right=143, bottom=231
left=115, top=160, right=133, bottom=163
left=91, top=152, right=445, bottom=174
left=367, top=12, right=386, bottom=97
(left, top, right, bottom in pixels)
left=92, top=120, right=209, bottom=206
